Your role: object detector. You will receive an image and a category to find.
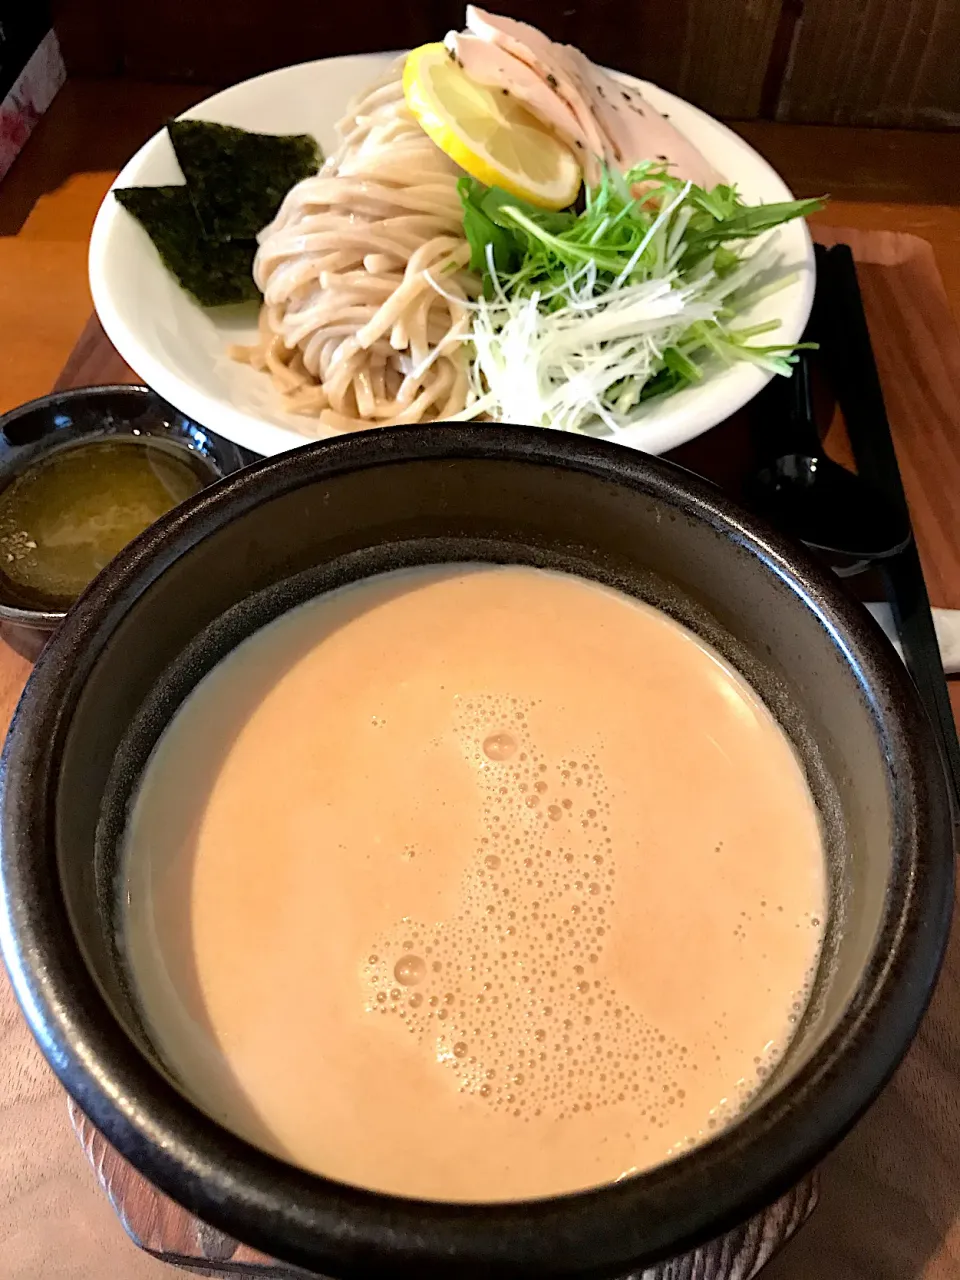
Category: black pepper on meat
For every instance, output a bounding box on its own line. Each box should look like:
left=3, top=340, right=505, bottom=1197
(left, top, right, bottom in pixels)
left=587, top=100, right=621, bottom=161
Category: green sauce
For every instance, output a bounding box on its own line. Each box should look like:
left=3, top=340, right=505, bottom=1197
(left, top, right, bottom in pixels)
left=0, top=437, right=209, bottom=611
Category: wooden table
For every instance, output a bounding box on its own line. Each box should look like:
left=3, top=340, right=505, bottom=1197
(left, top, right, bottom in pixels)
left=0, top=81, right=958, bottom=1279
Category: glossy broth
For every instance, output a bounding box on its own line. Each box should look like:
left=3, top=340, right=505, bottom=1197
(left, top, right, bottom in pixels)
left=0, top=437, right=207, bottom=610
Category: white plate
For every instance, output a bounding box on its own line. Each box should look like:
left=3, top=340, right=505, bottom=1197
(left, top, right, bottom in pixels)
left=89, top=52, right=814, bottom=458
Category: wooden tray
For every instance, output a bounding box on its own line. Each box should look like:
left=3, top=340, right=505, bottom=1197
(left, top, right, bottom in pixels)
left=2, top=227, right=959, bottom=1278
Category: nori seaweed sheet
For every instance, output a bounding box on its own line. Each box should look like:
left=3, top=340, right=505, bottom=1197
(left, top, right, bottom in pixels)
left=168, top=119, right=321, bottom=240
left=114, top=186, right=261, bottom=307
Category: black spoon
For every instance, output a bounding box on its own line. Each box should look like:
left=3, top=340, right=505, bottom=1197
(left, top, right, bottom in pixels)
left=747, top=343, right=911, bottom=572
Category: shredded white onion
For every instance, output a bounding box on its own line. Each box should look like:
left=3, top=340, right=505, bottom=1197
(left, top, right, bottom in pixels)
left=443, top=238, right=789, bottom=436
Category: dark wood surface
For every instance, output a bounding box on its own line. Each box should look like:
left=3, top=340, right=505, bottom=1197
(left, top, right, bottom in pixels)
left=733, top=122, right=960, bottom=208
left=777, top=0, right=960, bottom=129
left=3, top=80, right=960, bottom=247
left=49, top=0, right=783, bottom=119
left=49, top=0, right=960, bottom=128
left=49, top=0, right=122, bottom=78
left=0, top=80, right=214, bottom=236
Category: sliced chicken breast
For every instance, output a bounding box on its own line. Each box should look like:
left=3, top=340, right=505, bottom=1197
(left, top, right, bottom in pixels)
left=451, top=6, right=722, bottom=189
left=458, top=8, right=610, bottom=178
left=564, top=45, right=722, bottom=189
left=448, top=32, right=601, bottom=178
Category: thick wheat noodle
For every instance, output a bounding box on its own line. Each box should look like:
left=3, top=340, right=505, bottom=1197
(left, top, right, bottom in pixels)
left=231, top=65, right=476, bottom=431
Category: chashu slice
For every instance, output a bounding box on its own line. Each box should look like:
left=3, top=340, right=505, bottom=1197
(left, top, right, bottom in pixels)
left=452, top=5, right=722, bottom=189
left=447, top=32, right=603, bottom=181
left=460, top=7, right=609, bottom=178
left=561, top=44, right=722, bottom=189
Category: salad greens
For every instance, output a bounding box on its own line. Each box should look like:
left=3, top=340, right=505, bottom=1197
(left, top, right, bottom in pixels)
left=452, top=165, right=824, bottom=435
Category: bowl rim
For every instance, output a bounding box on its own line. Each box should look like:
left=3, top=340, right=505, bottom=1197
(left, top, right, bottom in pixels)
left=0, top=382, right=155, bottom=422
left=0, top=384, right=254, bottom=631
left=0, top=424, right=952, bottom=1278
left=0, top=387, right=164, bottom=627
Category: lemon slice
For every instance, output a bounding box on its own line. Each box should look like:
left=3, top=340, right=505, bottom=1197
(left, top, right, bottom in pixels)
left=403, top=43, right=581, bottom=210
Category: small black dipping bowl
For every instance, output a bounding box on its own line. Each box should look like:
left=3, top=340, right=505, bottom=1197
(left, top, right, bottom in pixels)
left=0, top=424, right=953, bottom=1278
left=0, top=384, right=258, bottom=653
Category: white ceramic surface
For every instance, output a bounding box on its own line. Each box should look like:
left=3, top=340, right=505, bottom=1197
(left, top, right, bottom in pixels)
left=89, top=52, right=815, bottom=458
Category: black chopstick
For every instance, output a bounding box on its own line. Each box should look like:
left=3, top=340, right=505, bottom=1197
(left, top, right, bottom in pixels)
left=818, top=243, right=960, bottom=818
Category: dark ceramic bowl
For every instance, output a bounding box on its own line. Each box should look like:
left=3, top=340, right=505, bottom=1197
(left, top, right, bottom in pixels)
left=0, top=425, right=953, bottom=1279
left=0, top=384, right=259, bottom=649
